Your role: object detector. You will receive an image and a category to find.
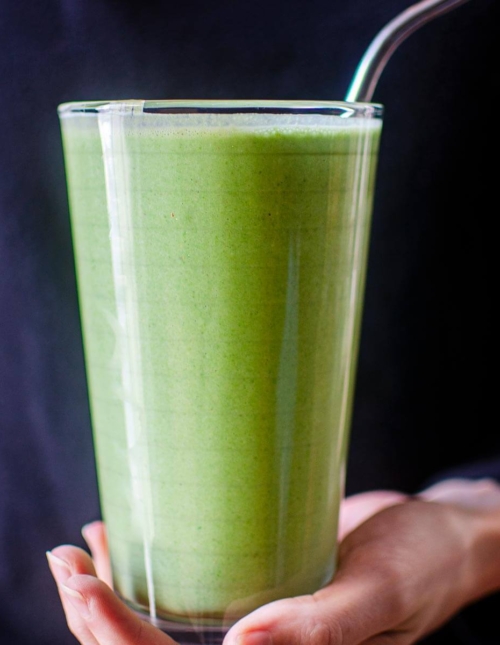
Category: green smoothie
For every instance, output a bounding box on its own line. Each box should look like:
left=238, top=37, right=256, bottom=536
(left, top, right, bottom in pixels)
left=59, top=101, right=382, bottom=624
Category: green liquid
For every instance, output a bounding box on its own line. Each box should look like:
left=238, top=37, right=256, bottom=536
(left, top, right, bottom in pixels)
left=61, top=108, right=381, bottom=622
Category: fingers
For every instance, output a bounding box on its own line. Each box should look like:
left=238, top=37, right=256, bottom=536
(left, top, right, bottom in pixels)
left=47, top=547, right=100, bottom=645
left=223, top=595, right=334, bottom=645
left=82, top=521, right=113, bottom=587
left=339, top=491, right=408, bottom=541
left=223, top=574, right=389, bottom=645
left=61, top=574, right=176, bottom=645
left=419, top=478, right=500, bottom=510
left=48, top=544, right=176, bottom=645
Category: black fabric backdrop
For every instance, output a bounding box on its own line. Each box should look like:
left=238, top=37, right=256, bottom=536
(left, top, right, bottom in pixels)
left=0, top=0, right=498, bottom=643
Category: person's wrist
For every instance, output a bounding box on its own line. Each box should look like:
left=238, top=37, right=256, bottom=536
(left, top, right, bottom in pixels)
left=465, top=506, right=500, bottom=602
left=416, top=480, right=500, bottom=609
left=419, top=502, right=486, bottom=617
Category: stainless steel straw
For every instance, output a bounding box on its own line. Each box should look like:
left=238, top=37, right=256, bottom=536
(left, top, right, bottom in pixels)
left=346, top=0, right=471, bottom=103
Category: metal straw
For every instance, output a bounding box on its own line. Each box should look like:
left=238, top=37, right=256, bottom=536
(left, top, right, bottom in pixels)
left=346, top=0, right=471, bottom=103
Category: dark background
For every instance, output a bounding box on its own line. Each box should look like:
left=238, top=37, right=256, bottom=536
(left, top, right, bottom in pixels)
left=0, top=0, right=497, bottom=643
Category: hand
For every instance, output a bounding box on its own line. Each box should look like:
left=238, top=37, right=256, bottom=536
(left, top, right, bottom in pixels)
left=225, top=478, right=500, bottom=645
left=47, top=522, right=176, bottom=645
left=46, top=494, right=405, bottom=645
left=47, top=478, right=500, bottom=645
left=418, top=477, right=500, bottom=510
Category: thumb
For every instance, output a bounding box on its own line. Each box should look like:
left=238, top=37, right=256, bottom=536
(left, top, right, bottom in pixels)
left=223, top=575, right=389, bottom=645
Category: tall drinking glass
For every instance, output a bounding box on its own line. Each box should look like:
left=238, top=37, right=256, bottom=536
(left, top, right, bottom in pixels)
left=58, top=100, right=383, bottom=644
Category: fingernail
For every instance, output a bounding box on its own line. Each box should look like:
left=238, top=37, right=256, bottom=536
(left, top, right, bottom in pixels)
left=46, top=551, right=71, bottom=584
left=61, top=582, right=91, bottom=619
left=81, top=522, right=97, bottom=540
left=81, top=526, right=90, bottom=543
left=236, top=632, right=273, bottom=645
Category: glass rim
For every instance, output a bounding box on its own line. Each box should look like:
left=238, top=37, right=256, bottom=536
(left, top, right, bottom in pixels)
left=58, top=99, right=383, bottom=119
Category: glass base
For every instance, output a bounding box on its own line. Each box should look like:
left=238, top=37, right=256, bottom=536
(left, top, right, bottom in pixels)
left=134, top=609, right=229, bottom=644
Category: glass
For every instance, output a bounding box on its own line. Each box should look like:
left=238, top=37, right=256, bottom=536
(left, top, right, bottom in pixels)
left=58, top=100, right=383, bottom=644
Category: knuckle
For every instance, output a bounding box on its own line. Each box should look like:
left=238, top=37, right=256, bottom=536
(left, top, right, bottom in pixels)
left=350, top=558, right=413, bottom=625
left=66, top=618, right=81, bottom=638
left=300, top=620, right=337, bottom=645
left=379, top=577, right=413, bottom=622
